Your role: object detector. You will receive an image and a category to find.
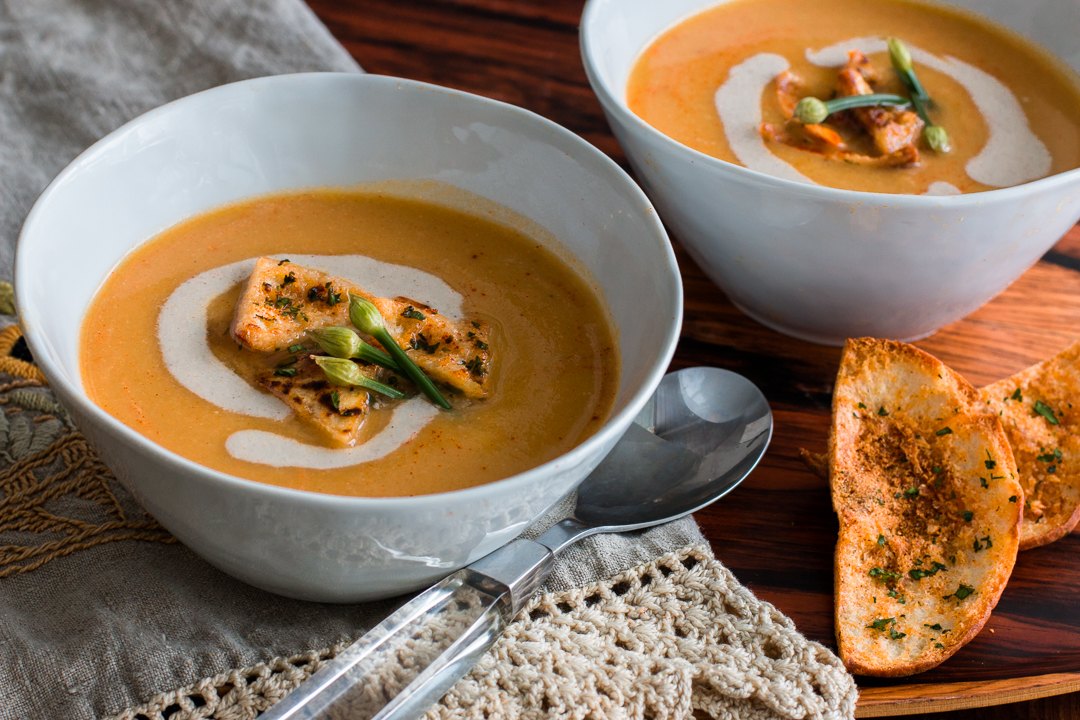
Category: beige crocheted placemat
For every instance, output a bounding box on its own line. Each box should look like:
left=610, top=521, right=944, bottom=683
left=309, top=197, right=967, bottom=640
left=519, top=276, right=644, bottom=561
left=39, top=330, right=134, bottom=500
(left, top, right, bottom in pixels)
left=111, top=544, right=857, bottom=720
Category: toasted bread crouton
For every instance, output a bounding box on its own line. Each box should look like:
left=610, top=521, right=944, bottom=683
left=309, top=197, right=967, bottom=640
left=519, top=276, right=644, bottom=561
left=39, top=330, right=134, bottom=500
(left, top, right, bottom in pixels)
left=231, top=258, right=492, bottom=398
left=257, top=355, right=378, bottom=447
left=830, top=338, right=1022, bottom=677
left=980, top=342, right=1080, bottom=550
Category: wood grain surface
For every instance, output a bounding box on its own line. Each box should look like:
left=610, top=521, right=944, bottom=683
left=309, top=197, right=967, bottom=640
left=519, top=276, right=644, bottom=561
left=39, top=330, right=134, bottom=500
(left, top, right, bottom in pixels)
left=305, top=1, right=1080, bottom=716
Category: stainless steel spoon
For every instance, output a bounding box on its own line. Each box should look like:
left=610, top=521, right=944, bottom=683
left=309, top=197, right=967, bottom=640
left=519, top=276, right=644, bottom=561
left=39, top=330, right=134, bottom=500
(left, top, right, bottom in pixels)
left=262, top=366, right=771, bottom=720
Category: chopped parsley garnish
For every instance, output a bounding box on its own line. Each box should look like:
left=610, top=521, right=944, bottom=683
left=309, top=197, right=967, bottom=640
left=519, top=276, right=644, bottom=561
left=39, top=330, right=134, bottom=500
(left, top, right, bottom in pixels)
left=464, top=355, right=486, bottom=378
left=867, top=618, right=895, bottom=630
left=325, top=284, right=343, bottom=306
left=878, top=407, right=890, bottom=416
left=943, top=583, right=976, bottom=601
left=869, top=567, right=900, bottom=580
left=877, top=534, right=886, bottom=547
left=473, top=338, right=489, bottom=351
left=924, top=623, right=943, bottom=631
left=1010, top=388, right=1022, bottom=401
left=471, top=321, right=482, bottom=329
left=932, top=465, right=943, bottom=474
left=888, top=589, right=906, bottom=604
left=275, top=296, right=292, bottom=308
left=985, top=451, right=996, bottom=470
left=281, top=272, right=296, bottom=286
left=277, top=259, right=290, bottom=266
left=980, top=477, right=989, bottom=489
left=1008, top=495, right=1018, bottom=503
left=890, top=627, right=907, bottom=640
left=402, top=306, right=426, bottom=321
left=960, top=510, right=974, bottom=522
left=908, top=561, right=946, bottom=580
left=330, top=390, right=340, bottom=411
left=936, top=427, right=953, bottom=436
left=903, top=486, right=920, bottom=497
left=935, top=643, right=945, bottom=649
left=858, top=402, right=867, bottom=409
left=288, top=344, right=306, bottom=354
left=1036, top=448, right=1062, bottom=463
left=273, top=367, right=298, bottom=377
left=973, top=535, right=993, bottom=552
left=1034, top=400, right=1060, bottom=425
left=409, top=334, right=440, bottom=354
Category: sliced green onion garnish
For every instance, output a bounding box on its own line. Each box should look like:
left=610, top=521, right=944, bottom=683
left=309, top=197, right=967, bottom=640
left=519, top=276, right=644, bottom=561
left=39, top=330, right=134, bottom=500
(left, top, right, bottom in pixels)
left=313, top=355, right=405, bottom=400
left=793, top=94, right=911, bottom=124
left=349, top=294, right=451, bottom=410
left=308, top=327, right=404, bottom=374
left=887, top=37, right=950, bottom=152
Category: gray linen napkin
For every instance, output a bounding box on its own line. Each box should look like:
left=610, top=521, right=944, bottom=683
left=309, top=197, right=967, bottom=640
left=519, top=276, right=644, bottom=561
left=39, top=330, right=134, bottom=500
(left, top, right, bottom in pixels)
left=0, top=2, right=710, bottom=718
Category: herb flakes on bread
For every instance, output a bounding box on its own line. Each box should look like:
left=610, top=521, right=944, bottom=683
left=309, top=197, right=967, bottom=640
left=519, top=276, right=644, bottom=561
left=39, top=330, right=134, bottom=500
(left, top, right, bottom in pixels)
left=830, top=338, right=1022, bottom=677
left=981, top=341, right=1080, bottom=550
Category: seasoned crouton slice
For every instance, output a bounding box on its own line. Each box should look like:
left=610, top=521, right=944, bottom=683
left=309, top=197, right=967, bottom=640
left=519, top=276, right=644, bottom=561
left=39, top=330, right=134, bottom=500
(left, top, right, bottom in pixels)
left=231, top=257, right=492, bottom=399
left=257, top=354, right=377, bottom=447
left=830, top=338, right=1021, bottom=677
left=980, top=342, right=1080, bottom=550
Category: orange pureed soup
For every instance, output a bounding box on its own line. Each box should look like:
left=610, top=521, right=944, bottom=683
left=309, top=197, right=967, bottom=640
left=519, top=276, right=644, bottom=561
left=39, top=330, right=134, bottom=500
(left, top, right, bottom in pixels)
left=627, top=0, right=1080, bottom=194
left=80, top=189, right=620, bottom=497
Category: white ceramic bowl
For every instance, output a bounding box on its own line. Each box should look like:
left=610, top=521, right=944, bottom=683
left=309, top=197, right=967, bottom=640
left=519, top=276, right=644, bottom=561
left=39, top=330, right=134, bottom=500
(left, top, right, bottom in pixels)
left=581, top=0, right=1080, bottom=345
left=16, top=73, right=681, bottom=602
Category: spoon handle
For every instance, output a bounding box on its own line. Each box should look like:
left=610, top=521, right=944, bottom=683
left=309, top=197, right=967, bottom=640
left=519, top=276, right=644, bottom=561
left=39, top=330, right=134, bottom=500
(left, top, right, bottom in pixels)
left=260, top=539, right=553, bottom=720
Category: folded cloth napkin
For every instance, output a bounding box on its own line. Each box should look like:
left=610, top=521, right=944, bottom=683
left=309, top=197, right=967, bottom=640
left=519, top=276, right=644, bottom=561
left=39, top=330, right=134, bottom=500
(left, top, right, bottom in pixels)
left=0, top=1, right=858, bottom=718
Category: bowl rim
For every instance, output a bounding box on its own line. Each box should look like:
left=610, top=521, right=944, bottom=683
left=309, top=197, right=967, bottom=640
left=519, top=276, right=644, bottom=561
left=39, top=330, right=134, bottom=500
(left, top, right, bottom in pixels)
left=15, top=71, right=684, bottom=510
left=579, top=0, right=1080, bottom=206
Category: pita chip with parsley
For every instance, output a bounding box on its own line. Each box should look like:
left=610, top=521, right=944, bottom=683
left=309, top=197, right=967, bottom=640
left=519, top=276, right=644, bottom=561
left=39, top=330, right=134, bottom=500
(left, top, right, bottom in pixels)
left=981, top=342, right=1080, bottom=550
left=829, top=338, right=1022, bottom=677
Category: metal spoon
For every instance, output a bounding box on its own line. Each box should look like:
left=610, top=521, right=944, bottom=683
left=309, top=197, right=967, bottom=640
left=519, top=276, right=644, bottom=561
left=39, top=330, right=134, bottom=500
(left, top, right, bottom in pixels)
left=262, top=366, right=771, bottom=720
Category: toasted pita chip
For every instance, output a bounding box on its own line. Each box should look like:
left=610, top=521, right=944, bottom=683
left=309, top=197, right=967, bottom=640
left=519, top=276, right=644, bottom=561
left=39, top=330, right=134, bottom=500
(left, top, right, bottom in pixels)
left=830, top=338, right=1022, bottom=677
left=980, top=342, right=1080, bottom=550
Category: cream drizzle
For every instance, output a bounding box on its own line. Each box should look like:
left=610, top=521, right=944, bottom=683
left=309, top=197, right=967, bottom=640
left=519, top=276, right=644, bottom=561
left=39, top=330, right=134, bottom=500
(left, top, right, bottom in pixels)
left=714, top=53, right=814, bottom=185
left=923, top=181, right=962, bottom=196
left=713, top=37, right=1052, bottom=191
left=225, top=398, right=440, bottom=469
left=157, top=254, right=462, bottom=469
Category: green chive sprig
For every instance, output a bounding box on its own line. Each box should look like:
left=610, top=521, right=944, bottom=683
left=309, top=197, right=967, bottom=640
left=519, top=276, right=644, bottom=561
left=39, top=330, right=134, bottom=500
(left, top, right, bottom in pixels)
left=308, top=327, right=403, bottom=374
left=348, top=294, right=452, bottom=410
left=313, top=356, right=404, bottom=400
left=887, top=37, right=950, bottom=152
left=793, top=94, right=911, bottom=125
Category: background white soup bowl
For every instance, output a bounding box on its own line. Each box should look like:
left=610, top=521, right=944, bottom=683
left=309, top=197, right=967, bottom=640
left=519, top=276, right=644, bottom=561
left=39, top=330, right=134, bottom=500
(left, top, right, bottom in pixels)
left=15, top=73, right=681, bottom=603
left=581, top=0, right=1080, bottom=345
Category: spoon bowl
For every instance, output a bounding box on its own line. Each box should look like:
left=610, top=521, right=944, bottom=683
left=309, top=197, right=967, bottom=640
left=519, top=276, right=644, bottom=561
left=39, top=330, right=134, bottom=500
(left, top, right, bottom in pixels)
left=573, top=366, right=771, bottom=532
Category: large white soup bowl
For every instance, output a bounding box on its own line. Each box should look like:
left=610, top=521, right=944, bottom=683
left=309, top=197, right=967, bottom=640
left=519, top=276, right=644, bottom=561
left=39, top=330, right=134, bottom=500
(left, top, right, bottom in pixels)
left=582, top=0, right=1080, bottom=345
left=16, top=74, right=681, bottom=603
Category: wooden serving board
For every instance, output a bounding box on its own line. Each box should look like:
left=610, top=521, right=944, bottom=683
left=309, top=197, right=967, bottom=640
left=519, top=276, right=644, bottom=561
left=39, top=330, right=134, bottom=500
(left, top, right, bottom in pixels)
left=689, top=228, right=1080, bottom=716
left=307, top=0, right=1080, bottom=714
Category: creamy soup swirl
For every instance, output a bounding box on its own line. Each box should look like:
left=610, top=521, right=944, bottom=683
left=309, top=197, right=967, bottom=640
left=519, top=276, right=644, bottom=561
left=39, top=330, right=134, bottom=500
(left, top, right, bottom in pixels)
left=714, top=37, right=1052, bottom=191
left=158, top=254, right=462, bottom=469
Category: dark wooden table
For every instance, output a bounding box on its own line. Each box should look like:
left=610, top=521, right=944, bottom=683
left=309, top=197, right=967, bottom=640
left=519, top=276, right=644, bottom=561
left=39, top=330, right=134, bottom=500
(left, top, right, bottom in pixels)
left=306, top=1, right=1080, bottom=717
